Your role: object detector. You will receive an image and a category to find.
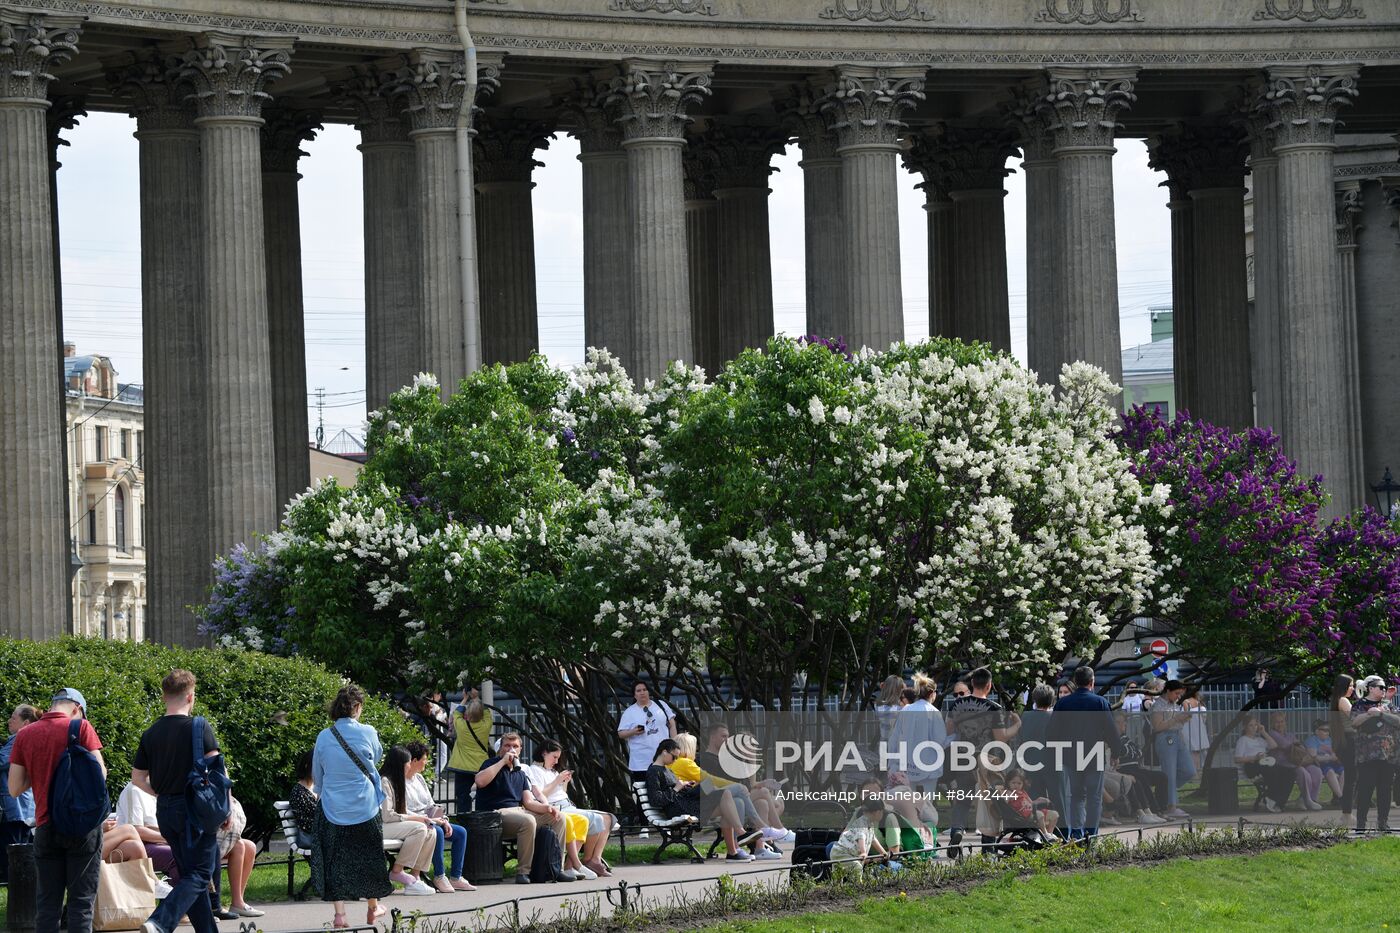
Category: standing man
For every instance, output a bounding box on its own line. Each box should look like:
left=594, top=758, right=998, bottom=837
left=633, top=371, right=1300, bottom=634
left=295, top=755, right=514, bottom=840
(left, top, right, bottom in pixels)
left=944, top=667, right=1016, bottom=853
left=133, top=670, right=224, bottom=933
left=0, top=704, right=41, bottom=882
left=1048, top=666, right=1123, bottom=840
left=617, top=681, right=676, bottom=783
left=473, top=732, right=566, bottom=884
left=7, top=689, right=107, bottom=933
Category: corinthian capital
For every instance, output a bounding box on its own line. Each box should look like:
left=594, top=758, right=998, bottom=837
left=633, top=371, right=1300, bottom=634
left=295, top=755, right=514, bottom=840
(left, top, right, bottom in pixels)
left=901, top=129, right=950, bottom=203
left=110, top=50, right=196, bottom=132
left=261, top=106, right=321, bottom=172
left=1253, top=64, right=1360, bottom=149
left=180, top=32, right=293, bottom=121
left=559, top=81, right=621, bottom=155
left=333, top=65, right=407, bottom=145
left=818, top=65, right=925, bottom=151
left=776, top=84, right=838, bottom=162
left=604, top=59, right=713, bottom=142
left=1005, top=83, right=1056, bottom=162
left=1145, top=123, right=1249, bottom=196
left=908, top=124, right=1019, bottom=193
left=691, top=122, right=786, bottom=190
left=1335, top=182, right=1363, bottom=248
left=392, top=49, right=501, bottom=134
left=0, top=11, right=82, bottom=101
left=473, top=112, right=554, bottom=184
left=47, top=94, right=85, bottom=159
left=1034, top=67, right=1137, bottom=151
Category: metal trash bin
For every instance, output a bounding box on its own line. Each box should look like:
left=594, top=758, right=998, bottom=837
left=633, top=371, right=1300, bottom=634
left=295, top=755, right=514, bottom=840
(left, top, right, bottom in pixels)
left=7, top=843, right=37, bottom=933
left=1205, top=766, right=1240, bottom=814
left=462, top=810, right=504, bottom=884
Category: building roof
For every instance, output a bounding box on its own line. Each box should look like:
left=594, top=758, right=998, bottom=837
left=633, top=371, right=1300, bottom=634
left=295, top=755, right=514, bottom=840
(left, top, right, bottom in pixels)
left=63, top=355, right=100, bottom=379
left=1122, top=336, right=1174, bottom=382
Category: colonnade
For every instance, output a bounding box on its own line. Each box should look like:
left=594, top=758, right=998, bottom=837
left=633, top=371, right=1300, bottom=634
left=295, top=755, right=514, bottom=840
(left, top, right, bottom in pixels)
left=0, top=4, right=1393, bottom=638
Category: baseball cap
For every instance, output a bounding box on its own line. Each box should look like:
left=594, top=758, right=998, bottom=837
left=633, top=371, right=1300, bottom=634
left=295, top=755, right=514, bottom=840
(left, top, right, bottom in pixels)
left=52, top=687, right=88, bottom=712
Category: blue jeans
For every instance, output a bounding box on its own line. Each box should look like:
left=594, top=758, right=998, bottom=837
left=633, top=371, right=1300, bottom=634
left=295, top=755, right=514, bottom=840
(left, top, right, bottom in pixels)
left=150, top=795, right=219, bottom=933
left=1059, top=768, right=1107, bottom=839
left=1154, top=731, right=1196, bottom=806
left=432, top=823, right=467, bottom=878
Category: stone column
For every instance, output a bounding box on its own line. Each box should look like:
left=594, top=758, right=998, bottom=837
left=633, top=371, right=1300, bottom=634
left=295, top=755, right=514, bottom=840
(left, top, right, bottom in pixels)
left=180, top=32, right=292, bottom=561
left=605, top=59, right=713, bottom=384
left=1146, top=135, right=1196, bottom=415
left=698, top=124, right=785, bottom=364
left=819, top=66, right=925, bottom=352
left=682, top=146, right=720, bottom=376
left=1034, top=68, right=1137, bottom=385
left=396, top=51, right=500, bottom=394
left=1242, top=106, right=1283, bottom=435
left=113, top=53, right=210, bottom=645
left=1357, top=181, right=1400, bottom=489
left=569, top=94, right=632, bottom=366
left=780, top=88, right=844, bottom=342
left=1253, top=65, right=1361, bottom=516
left=474, top=114, right=551, bottom=365
left=904, top=133, right=955, bottom=340
left=1335, top=183, right=1366, bottom=510
left=339, top=68, right=421, bottom=410
left=0, top=12, right=81, bottom=639
left=261, top=107, right=319, bottom=512
left=1011, top=94, right=1061, bottom=382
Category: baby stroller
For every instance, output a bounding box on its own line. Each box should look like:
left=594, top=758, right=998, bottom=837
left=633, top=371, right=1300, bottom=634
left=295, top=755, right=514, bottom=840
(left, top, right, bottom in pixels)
left=987, top=788, right=1055, bottom=856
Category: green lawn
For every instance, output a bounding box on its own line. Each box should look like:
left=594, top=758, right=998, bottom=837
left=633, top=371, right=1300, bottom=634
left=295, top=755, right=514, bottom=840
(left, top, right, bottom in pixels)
left=704, top=837, right=1400, bottom=932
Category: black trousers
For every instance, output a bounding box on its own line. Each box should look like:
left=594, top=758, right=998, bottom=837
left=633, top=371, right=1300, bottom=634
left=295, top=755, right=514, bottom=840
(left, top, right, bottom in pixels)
left=1241, top=762, right=1296, bottom=807
left=1354, top=759, right=1394, bottom=829
left=1119, top=764, right=1169, bottom=812
left=34, top=822, right=102, bottom=933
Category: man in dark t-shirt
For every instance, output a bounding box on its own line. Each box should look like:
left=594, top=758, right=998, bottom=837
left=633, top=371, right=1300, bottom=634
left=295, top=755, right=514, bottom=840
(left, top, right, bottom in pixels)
left=945, top=667, right=1018, bottom=851
left=133, top=670, right=224, bottom=933
left=473, top=733, right=565, bottom=883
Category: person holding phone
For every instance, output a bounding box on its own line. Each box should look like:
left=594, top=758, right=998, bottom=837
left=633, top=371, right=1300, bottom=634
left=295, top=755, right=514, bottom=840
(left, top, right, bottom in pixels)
left=525, top=740, right=614, bottom=879
left=617, top=681, right=676, bottom=783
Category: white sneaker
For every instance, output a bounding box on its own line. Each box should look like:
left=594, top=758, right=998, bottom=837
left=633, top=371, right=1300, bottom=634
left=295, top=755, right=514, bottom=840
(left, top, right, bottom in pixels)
left=753, top=848, right=782, bottom=860
left=401, top=879, right=435, bottom=896
left=142, top=922, right=163, bottom=933
left=775, top=830, right=796, bottom=843
left=1137, top=811, right=1165, bottom=825
left=1306, top=800, right=1323, bottom=811
left=154, top=880, right=174, bottom=900
left=574, top=865, right=598, bottom=880
left=1165, top=807, right=1191, bottom=819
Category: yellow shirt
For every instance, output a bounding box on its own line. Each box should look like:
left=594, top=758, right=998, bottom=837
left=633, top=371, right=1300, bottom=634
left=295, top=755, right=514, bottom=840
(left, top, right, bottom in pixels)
left=446, top=709, right=493, bottom=772
left=666, top=756, right=734, bottom=787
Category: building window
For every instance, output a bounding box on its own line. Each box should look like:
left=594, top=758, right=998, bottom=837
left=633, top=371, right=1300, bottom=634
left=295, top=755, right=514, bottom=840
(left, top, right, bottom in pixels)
left=94, top=426, right=105, bottom=461
left=120, top=429, right=130, bottom=460
left=86, top=508, right=96, bottom=545
left=1144, top=400, right=1169, bottom=418
left=136, top=430, right=143, bottom=464
left=114, top=486, right=127, bottom=552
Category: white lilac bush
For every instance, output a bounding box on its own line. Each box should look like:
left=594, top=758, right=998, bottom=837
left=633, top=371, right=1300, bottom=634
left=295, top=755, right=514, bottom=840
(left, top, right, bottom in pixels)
left=201, top=337, right=1162, bottom=711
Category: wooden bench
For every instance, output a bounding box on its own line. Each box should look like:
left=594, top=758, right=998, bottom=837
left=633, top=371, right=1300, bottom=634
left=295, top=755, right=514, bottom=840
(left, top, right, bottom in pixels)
left=274, top=800, right=404, bottom=899
left=631, top=781, right=730, bottom=864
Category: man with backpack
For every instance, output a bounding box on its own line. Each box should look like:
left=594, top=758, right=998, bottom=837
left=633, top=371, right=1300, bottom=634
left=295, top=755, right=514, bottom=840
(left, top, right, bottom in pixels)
left=6, top=688, right=108, bottom=933
left=132, top=670, right=229, bottom=933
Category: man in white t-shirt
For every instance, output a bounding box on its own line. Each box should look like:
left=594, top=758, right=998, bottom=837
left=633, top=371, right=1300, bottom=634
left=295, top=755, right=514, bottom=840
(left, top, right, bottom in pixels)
left=616, top=681, right=676, bottom=781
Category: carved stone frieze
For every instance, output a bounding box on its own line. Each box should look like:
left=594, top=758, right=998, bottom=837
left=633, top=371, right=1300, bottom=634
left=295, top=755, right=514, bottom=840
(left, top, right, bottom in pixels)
left=1253, top=64, right=1359, bottom=149
left=261, top=106, right=321, bottom=172
left=1145, top=123, right=1249, bottom=194
left=604, top=59, right=713, bottom=142
left=818, top=65, right=925, bottom=150
left=110, top=51, right=196, bottom=132
left=820, top=0, right=932, bottom=22
left=1033, top=67, right=1137, bottom=150
left=1036, top=0, right=1142, bottom=24
left=179, top=32, right=293, bottom=120
left=472, top=112, right=554, bottom=184
left=0, top=11, right=81, bottom=101
left=391, top=49, right=501, bottom=133
left=607, top=0, right=716, bottom=15
left=690, top=122, right=786, bottom=189
left=1254, top=0, right=1364, bottom=21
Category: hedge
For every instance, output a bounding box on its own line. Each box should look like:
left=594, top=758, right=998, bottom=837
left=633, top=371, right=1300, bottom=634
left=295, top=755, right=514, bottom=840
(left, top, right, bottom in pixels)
left=0, top=638, right=425, bottom=841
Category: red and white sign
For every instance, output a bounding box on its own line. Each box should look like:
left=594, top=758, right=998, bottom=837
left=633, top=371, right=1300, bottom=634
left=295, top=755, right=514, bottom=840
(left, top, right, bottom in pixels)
left=1149, top=638, right=1169, bottom=658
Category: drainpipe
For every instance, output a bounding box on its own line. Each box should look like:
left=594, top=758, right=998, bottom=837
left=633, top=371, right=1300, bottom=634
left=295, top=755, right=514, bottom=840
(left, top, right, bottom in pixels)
left=454, top=0, right=482, bottom=373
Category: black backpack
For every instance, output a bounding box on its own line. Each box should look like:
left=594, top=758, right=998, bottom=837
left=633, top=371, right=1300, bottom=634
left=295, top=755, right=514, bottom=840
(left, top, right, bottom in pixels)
left=48, top=719, right=109, bottom=838
left=528, top=825, right=565, bottom=883
left=185, top=716, right=231, bottom=841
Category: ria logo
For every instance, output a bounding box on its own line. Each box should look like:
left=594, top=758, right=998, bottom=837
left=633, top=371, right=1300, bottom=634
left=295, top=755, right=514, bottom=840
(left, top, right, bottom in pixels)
left=717, top=732, right=763, bottom=780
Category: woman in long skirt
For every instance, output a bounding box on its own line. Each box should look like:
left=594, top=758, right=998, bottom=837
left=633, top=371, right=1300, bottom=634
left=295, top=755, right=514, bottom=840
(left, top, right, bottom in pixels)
left=310, top=684, right=393, bottom=928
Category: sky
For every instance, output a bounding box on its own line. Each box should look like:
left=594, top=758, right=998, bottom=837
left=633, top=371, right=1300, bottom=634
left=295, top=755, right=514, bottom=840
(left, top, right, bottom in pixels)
left=56, top=113, right=1174, bottom=444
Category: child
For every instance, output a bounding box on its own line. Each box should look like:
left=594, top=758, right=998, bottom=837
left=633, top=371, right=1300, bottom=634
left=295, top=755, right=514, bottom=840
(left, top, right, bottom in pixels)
left=829, top=799, right=902, bottom=876
left=1304, top=720, right=1345, bottom=800
left=1005, top=769, right=1058, bottom=839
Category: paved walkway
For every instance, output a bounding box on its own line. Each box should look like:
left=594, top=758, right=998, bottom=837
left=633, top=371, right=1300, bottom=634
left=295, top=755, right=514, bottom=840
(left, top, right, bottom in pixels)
left=244, top=812, right=1348, bottom=932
